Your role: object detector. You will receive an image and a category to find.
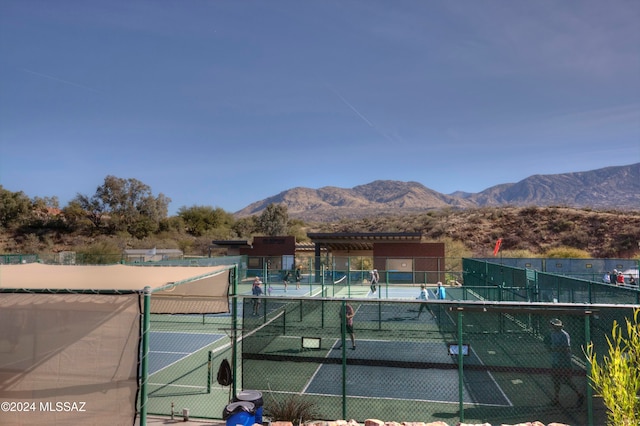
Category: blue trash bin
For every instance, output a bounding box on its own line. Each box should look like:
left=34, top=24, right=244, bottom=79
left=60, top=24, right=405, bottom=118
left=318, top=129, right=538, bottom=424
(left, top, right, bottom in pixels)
left=223, top=401, right=255, bottom=426
left=235, top=390, right=263, bottom=424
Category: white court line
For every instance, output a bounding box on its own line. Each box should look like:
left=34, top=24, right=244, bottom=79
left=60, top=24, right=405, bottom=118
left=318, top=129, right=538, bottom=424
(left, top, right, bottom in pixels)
left=148, top=382, right=206, bottom=390
left=148, top=333, right=225, bottom=377
left=295, top=338, right=512, bottom=407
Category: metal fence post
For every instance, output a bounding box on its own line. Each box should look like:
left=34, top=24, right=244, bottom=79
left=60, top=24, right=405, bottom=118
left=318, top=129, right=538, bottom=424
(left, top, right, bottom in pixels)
left=341, top=300, right=347, bottom=419
left=232, top=266, right=239, bottom=398
left=458, top=309, right=464, bottom=423
left=585, top=312, right=593, bottom=426
left=140, top=286, right=151, bottom=426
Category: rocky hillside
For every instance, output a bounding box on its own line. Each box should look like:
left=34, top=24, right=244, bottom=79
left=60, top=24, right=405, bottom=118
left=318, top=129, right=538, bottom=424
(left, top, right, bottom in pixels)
left=1, top=204, right=638, bottom=259
left=235, top=163, right=640, bottom=222
left=312, top=206, right=640, bottom=258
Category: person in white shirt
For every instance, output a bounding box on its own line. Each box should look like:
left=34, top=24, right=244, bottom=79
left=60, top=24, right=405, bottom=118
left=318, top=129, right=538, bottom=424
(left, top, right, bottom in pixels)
left=416, top=284, right=436, bottom=319
left=369, top=269, right=379, bottom=293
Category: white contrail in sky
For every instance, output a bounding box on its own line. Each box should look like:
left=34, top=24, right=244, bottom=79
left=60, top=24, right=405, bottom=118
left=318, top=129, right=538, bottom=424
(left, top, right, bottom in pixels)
left=325, top=83, right=375, bottom=128
left=22, top=68, right=101, bottom=93
left=324, top=82, right=399, bottom=144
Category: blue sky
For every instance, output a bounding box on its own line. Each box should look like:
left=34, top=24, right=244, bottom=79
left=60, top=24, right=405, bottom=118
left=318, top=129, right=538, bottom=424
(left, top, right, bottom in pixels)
left=1, top=1, right=638, bottom=216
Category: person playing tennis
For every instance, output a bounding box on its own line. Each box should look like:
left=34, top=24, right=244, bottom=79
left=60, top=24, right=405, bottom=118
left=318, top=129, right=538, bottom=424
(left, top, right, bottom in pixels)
left=339, top=303, right=356, bottom=350
left=416, top=284, right=436, bottom=319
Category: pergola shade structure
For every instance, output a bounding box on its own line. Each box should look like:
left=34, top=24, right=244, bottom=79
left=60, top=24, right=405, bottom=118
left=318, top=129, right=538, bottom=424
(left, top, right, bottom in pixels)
left=307, top=232, right=424, bottom=252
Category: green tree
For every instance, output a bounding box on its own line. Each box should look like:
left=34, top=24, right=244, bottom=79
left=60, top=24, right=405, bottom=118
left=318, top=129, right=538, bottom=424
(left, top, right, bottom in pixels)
left=288, top=218, right=308, bottom=242
left=585, top=309, right=640, bottom=426
left=256, top=203, right=288, bottom=236
left=62, top=200, right=97, bottom=233
left=158, top=216, right=185, bottom=233
left=232, top=216, right=256, bottom=238
left=0, top=186, right=32, bottom=229
left=177, top=205, right=234, bottom=237
left=71, top=194, right=106, bottom=229
left=73, top=175, right=170, bottom=237
left=29, top=196, right=63, bottom=228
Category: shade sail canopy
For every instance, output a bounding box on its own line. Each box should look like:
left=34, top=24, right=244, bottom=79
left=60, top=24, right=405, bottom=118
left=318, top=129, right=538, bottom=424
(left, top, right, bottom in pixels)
left=0, top=263, right=235, bottom=424
left=0, top=263, right=229, bottom=291
left=0, top=292, right=140, bottom=425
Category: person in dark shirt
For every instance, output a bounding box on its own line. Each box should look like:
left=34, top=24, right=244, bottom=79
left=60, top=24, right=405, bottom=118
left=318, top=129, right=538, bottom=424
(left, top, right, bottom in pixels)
left=251, top=277, right=263, bottom=315
left=546, top=318, right=584, bottom=407
left=337, top=303, right=356, bottom=350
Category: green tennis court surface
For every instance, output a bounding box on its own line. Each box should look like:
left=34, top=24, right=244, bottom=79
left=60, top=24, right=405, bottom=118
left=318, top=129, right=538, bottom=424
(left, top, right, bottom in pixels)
left=240, top=297, right=593, bottom=422
left=248, top=338, right=511, bottom=406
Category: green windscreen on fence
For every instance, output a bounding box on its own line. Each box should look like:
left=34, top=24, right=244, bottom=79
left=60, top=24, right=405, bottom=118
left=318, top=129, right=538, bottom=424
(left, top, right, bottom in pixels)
left=463, top=258, right=640, bottom=305
left=240, top=296, right=636, bottom=425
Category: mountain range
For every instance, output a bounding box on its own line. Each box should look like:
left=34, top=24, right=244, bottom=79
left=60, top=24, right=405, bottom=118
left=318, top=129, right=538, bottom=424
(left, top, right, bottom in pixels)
left=235, top=163, right=640, bottom=222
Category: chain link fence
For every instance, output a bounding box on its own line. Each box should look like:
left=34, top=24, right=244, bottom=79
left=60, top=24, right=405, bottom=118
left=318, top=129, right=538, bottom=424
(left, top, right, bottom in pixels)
left=4, top=253, right=638, bottom=423
left=464, top=258, right=640, bottom=305
left=239, top=295, right=636, bottom=425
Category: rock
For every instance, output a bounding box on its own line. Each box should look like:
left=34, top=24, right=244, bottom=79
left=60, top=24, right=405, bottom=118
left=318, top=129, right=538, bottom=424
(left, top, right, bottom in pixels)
left=499, top=422, right=546, bottom=426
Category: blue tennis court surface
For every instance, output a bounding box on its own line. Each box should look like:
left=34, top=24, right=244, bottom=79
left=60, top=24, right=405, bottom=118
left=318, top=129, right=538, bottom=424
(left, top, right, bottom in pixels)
left=368, top=286, right=433, bottom=299
left=148, top=331, right=224, bottom=375
left=210, top=286, right=325, bottom=317
left=250, top=285, right=325, bottom=298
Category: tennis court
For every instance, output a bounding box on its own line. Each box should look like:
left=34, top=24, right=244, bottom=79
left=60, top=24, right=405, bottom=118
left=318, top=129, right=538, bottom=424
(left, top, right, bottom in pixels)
left=242, top=301, right=509, bottom=406
left=305, top=339, right=511, bottom=406
left=240, top=296, right=608, bottom=423
left=146, top=262, right=633, bottom=425
left=322, top=282, right=443, bottom=301
left=146, top=329, right=228, bottom=398
left=148, top=331, right=225, bottom=375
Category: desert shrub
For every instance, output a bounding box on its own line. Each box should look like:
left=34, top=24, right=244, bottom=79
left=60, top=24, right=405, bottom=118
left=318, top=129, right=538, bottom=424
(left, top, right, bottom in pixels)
left=585, top=309, right=640, bottom=426
left=427, top=222, right=447, bottom=239
left=548, top=219, right=574, bottom=233
left=177, top=238, right=195, bottom=254
left=616, top=232, right=640, bottom=253
left=17, top=233, right=42, bottom=254
left=264, top=393, right=320, bottom=423
left=74, top=239, right=123, bottom=264
left=561, top=230, right=591, bottom=248
left=544, top=246, right=591, bottom=258
left=467, top=214, right=483, bottom=224
left=440, top=238, right=472, bottom=271
left=521, top=206, right=540, bottom=214
left=500, top=249, right=538, bottom=258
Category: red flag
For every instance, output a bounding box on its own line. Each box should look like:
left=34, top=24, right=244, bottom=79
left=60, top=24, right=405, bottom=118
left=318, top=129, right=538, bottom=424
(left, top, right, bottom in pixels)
left=493, top=238, right=503, bottom=256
